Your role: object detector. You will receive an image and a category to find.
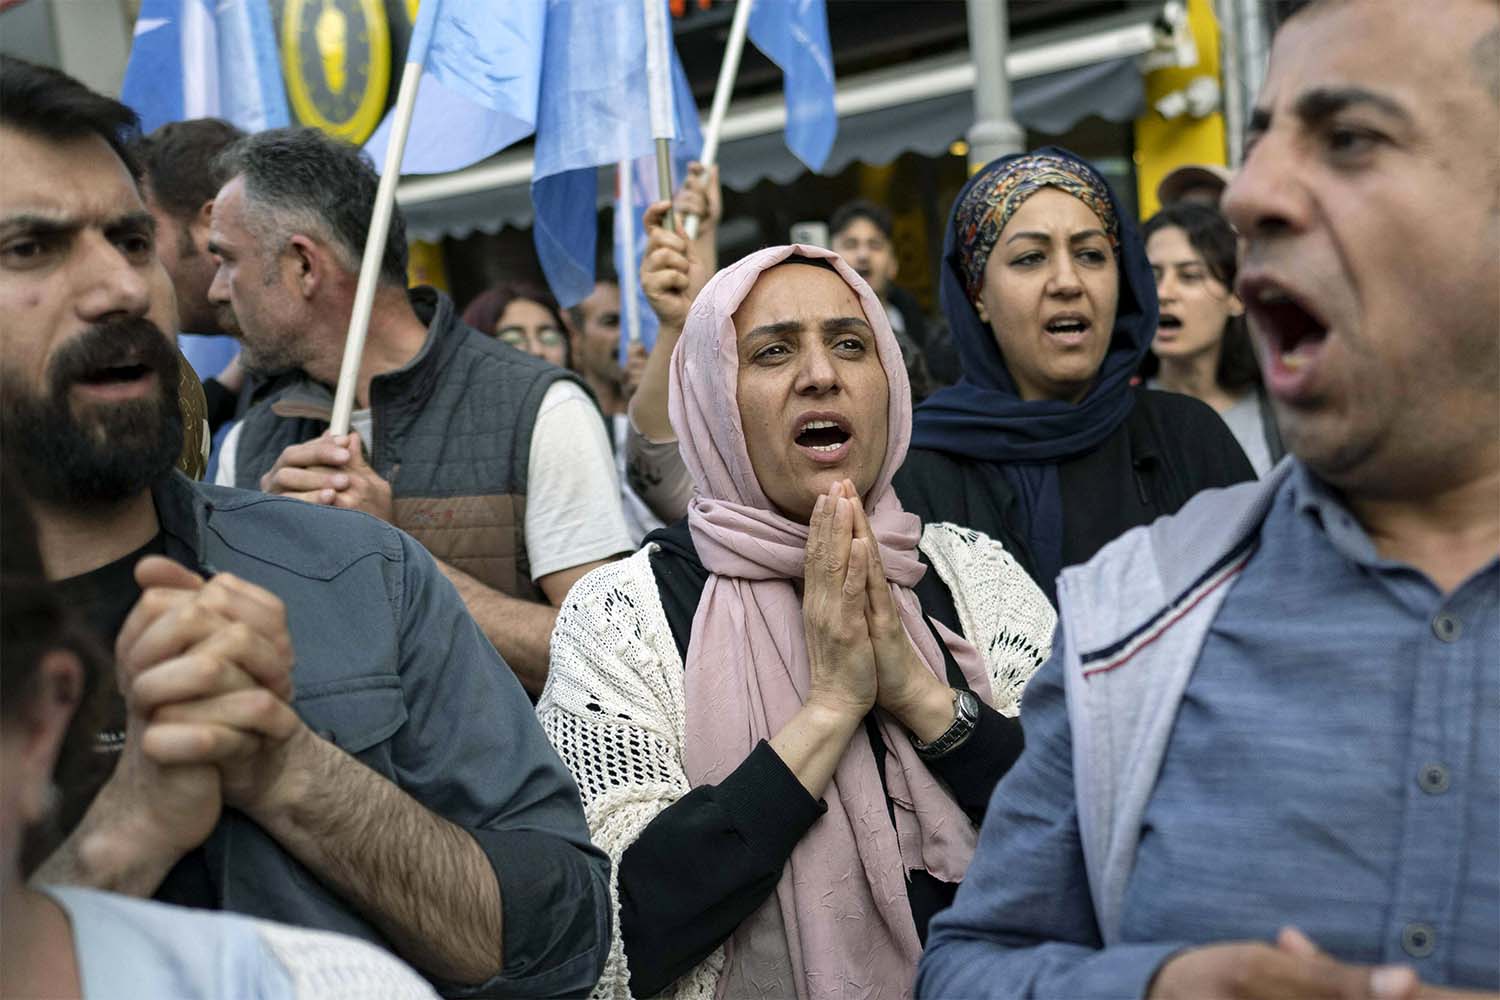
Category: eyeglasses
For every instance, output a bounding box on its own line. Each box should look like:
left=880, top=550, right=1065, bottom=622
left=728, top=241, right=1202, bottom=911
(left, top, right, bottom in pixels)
left=496, top=325, right=567, bottom=350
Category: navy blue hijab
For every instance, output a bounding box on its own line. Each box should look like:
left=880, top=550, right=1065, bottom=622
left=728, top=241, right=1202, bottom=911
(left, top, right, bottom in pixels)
left=911, top=147, right=1158, bottom=592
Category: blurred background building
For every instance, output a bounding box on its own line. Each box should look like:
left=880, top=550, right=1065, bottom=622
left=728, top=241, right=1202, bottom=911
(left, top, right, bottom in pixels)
left=0, top=0, right=1268, bottom=314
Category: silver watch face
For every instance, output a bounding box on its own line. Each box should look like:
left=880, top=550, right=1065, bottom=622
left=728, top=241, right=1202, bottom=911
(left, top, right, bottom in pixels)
left=913, top=688, right=979, bottom=758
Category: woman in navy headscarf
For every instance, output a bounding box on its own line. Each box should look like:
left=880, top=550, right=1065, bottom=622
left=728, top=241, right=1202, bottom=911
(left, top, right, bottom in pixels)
left=894, top=149, right=1253, bottom=602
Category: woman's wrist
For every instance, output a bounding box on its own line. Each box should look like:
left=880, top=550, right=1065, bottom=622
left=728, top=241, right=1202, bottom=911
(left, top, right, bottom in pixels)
left=771, top=699, right=865, bottom=798
left=803, top=689, right=872, bottom=728
left=883, top=673, right=957, bottom=744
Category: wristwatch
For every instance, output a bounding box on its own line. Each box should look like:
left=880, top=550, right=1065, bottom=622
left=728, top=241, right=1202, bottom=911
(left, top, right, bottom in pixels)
left=910, top=688, right=980, bottom=760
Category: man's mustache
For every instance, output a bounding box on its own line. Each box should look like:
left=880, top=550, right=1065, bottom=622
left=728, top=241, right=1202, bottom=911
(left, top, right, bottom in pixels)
left=48, top=317, right=178, bottom=399
left=215, top=303, right=242, bottom=337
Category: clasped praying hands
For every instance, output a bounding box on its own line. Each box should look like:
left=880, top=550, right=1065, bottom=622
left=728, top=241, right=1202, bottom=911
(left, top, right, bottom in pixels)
left=116, top=556, right=307, bottom=825
left=802, top=479, right=956, bottom=739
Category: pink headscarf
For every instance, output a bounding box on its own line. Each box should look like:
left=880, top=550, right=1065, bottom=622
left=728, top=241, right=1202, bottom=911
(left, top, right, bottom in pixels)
left=669, top=244, right=993, bottom=1000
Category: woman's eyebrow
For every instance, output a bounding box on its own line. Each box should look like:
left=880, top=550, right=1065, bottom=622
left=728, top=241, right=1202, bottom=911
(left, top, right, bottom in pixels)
left=745, top=320, right=804, bottom=342
left=821, top=316, right=872, bottom=334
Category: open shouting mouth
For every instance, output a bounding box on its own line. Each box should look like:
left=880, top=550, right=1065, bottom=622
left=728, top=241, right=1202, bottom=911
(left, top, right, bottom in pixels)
left=1043, top=311, right=1092, bottom=345
left=1240, top=274, right=1330, bottom=402
left=793, top=411, right=853, bottom=464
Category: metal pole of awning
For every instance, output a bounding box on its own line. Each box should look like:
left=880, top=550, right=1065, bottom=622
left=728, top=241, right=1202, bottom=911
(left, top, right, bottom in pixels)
left=1223, top=0, right=1270, bottom=166
left=1230, top=0, right=1266, bottom=164
left=964, top=0, right=1025, bottom=171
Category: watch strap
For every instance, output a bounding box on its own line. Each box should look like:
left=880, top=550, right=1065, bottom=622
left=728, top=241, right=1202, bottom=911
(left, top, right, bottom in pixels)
left=911, top=688, right=980, bottom=760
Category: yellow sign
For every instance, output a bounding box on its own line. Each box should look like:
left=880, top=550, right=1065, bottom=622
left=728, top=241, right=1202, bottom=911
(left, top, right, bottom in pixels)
left=1133, top=0, right=1229, bottom=218
left=281, top=0, right=391, bottom=144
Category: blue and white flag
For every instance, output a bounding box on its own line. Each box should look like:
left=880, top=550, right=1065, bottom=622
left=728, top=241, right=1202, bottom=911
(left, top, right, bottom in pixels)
left=532, top=0, right=701, bottom=309
left=748, top=0, right=837, bottom=171
left=121, top=0, right=288, bottom=135
left=365, top=0, right=546, bottom=175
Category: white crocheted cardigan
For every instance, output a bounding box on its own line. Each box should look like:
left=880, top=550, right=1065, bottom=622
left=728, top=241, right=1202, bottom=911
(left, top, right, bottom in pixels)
left=536, top=522, right=1057, bottom=1000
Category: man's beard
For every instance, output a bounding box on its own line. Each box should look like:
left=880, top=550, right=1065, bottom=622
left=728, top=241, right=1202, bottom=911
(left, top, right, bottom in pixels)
left=1, top=317, right=183, bottom=508
left=224, top=308, right=304, bottom=382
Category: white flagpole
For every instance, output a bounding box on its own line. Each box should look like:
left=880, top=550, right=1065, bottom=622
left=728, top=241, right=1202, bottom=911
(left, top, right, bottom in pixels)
left=642, top=0, right=676, bottom=232
left=328, top=51, right=425, bottom=435
left=684, top=0, right=752, bottom=239
left=617, top=160, right=643, bottom=346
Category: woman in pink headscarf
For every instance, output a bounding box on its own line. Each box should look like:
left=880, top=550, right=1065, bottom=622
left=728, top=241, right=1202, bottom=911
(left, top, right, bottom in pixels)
left=537, top=246, right=1055, bottom=1000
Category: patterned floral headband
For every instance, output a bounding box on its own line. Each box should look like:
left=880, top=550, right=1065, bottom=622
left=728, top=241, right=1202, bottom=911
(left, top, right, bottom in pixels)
left=954, top=153, right=1120, bottom=304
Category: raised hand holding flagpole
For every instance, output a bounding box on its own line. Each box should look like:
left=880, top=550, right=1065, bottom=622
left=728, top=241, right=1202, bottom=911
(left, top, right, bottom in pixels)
left=684, top=0, right=752, bottom=239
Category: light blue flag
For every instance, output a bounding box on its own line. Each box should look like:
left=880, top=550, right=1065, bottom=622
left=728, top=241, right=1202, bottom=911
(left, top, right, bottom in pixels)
left=613, top=57, right=702, bottom=359
left=365, top=0, right=545, bottom=175
left=747, top=0, right=837, bottom=171
left=532, top=0, right=701, bottom=309
left=121, top=0, right=288, bottom=136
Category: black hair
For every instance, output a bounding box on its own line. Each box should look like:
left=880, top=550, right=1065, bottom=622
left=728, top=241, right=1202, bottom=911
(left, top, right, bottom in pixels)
left=1142, top=202, right=1260, bottom=394
left=0, top=56, right=141, bottom=181
left=566, top=266, right=620, bottom=331
left=132, top=118, right=245, bottom=220
left=781, top=254, right=843, bottom=274
left=829, top=199, right=894, bottom=241
left=216, top=127, right=408, bottom=286
left=1271, top=0, right=1322, bottom=28
left=1, top=464, right=108, bottom=877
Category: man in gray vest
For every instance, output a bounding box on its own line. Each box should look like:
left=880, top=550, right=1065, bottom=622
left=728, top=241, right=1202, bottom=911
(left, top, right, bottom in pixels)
left=210, top=129, right=633, bottom=696
left=2, top=57, right=609, bottom=998
left=918, top=0, right=1499, bottom=997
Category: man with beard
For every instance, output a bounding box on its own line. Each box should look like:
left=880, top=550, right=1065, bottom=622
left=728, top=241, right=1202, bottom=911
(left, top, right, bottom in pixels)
left=132, top=118, right=251, bottom=435
left=1, top=57, right=610, bottom=999
left=210, top=128, right=633, bottom=695
left=917, top=0, right=1499, bottom=997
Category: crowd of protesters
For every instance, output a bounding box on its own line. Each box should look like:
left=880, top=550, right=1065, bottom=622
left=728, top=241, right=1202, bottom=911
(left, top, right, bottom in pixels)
left=2, top=0, right=1496, bottom=998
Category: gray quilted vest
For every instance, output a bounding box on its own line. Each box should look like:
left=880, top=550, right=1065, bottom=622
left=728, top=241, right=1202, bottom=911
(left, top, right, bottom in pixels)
left=233, top=287, right=582, bottom=601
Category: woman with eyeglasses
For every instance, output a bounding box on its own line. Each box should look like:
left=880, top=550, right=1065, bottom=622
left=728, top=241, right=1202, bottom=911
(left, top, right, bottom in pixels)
left=462, top=281, right=572, bottom=370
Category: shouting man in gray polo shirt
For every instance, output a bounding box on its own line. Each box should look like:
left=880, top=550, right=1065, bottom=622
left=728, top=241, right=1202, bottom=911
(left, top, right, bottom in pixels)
left=918, top=1, right=1499, bottom=997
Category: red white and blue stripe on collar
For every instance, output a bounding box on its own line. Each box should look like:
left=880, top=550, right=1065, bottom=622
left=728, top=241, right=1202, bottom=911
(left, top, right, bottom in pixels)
left=1080, top=539, right=1258, bottom=680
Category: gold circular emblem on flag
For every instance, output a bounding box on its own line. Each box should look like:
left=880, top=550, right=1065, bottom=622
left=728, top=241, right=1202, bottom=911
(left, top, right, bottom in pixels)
left=281, top=0, right=391, bottom=144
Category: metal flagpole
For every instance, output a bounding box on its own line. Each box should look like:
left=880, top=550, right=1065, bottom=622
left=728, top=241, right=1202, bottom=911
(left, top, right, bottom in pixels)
left=618, top=160, right=643, bottom=346
left=643, top=0, right=677, bottom=231
left=684, top=0, right=752, bottom=238
left=327, top=52, right=424, bottom=436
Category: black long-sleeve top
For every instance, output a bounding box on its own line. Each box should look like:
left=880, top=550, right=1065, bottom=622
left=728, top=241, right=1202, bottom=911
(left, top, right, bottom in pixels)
left=616, top=522, right=1025, bottom=997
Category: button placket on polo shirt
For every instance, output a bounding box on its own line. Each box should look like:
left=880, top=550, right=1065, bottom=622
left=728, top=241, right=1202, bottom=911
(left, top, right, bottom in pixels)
left=1383, top=594, right=1473, bottom=976
left=1431, top=613, right=1461, bottom=643
left=1417, top=763, right=1450, bottom=795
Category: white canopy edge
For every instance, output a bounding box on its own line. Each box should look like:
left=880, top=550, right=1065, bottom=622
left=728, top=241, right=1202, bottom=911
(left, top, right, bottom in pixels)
left=395, top=2, right=1192, bottom=210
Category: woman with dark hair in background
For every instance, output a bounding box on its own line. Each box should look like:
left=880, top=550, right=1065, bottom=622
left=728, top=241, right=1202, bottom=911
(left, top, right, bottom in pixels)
left=461, top=280, right=572, bottom=370
left=1143, top=202, right=1284, bottom=476
left=894, top=148, right=1254, bottom=603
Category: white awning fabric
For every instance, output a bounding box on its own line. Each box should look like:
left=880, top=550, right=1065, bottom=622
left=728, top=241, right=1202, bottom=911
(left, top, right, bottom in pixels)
left=397, top=3, right=1193, bottom=241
